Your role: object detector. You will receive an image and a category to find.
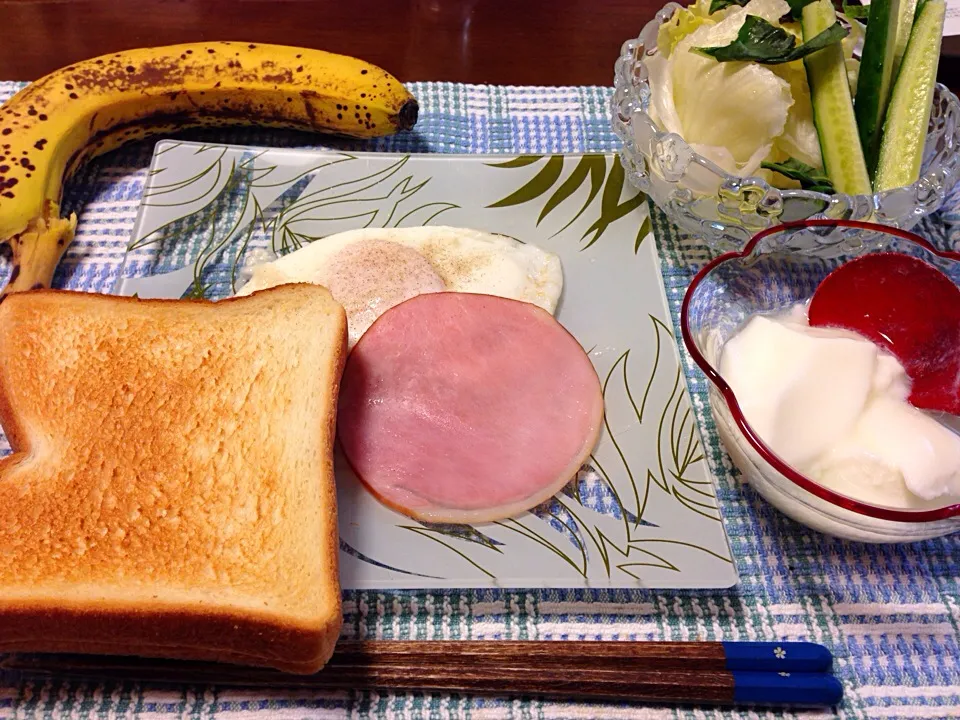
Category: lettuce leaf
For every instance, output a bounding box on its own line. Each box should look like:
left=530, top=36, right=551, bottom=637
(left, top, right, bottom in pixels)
left=839, top=13, right=866, bottom=58
left=646, top=0, right=828, bottom=191
left=770, top=59, right=822, bottom=167
left=694, top=142, right=772, bottom=177
left=666, top=3, right=794, bottom=165
left=657, top=0, right=719, bottom=58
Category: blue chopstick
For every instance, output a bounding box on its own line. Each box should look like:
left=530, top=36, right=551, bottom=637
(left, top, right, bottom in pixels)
left=731, top=670, right=843, bottom=706
left=720, top=640, right=833, bottom=672
left=0, top=640, right=843, bottom=708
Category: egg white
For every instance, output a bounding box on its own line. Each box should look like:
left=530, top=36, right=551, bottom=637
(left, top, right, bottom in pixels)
left=236, top=226, right=563, bottom=334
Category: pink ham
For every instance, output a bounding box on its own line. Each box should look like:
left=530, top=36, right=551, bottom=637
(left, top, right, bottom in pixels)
left=337, top=292, right=604, bottom=524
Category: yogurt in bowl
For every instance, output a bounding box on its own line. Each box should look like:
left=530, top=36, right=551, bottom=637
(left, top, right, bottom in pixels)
left=720, top=303, right=960, bottom=510
left=681, top=219, right=960, bottom=542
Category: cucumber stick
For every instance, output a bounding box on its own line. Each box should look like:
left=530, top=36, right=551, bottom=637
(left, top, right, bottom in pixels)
left=802, top=0, right=872, bottom=196
left=854, top=0, right=904, bottom=176
left=874, top=0, right=946, bottom=191
left=892, top=0, right=921, bottom=78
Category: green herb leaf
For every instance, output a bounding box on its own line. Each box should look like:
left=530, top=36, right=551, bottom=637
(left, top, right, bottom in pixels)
left=787, top=0, right=817, bottom=19
left=693, top=15, right=848, bottom=64
left=709, top=0, right=748, bottom=14
left=840, top=0, right=870, bottom=19
left=761, top=157, right=835, bottom=193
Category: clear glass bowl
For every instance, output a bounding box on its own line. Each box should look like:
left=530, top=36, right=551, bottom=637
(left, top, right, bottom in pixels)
left=611, top=2, right=960, bottom=251
left=681, top=220, right=960, bottom=542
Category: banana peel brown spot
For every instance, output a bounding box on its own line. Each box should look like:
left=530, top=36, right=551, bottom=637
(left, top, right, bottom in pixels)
left=70, top=55, right=185, bottom=92
left=301, top=91, right=319, bottom=125
left=263, top=70, right=294, bottom=84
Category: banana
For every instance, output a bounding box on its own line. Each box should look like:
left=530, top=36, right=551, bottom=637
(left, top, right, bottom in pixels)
left=0, top=42, right=419, bottom=296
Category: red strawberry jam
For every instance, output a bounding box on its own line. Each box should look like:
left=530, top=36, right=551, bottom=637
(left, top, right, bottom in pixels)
left=808, top=252, right=960, bottom=415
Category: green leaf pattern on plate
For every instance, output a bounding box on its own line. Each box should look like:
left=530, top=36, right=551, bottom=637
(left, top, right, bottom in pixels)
left=117, top=141, right=736, bottom=590
left=487, top=154, right=648, bottom=251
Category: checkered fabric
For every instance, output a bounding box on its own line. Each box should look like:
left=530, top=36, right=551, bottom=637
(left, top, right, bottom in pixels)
left=2, top=80, right=960, bottom=720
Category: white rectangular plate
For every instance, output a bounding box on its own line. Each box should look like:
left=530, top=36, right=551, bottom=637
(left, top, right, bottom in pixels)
left=115, top=140, right=738, bottom=589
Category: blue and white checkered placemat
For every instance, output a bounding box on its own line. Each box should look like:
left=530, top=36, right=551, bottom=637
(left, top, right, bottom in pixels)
left=2, top=79, right=960, bottom=720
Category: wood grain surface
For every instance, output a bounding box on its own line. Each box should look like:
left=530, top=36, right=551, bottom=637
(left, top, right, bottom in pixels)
left=0, top=0, right=645, bottom=85
left=2, top=0, right=956, bottom=88
left=1, top=643, right=741, bottom=704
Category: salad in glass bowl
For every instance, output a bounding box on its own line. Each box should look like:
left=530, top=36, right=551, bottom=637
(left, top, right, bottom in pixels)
left=612, top=0, right=960, bottom=250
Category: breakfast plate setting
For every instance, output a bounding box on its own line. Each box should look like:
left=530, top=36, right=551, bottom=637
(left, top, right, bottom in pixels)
left=2, top=0, right=960, bottom=714
left=115, top=141, right=738, bottom=591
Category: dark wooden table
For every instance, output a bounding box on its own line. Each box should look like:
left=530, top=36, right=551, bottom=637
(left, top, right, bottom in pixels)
left=0, top=0, right=958, bottom=88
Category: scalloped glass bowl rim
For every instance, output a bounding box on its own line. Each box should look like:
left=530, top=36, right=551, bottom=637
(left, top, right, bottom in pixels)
left=680, top=219, right=960, bottom=523
left=612, top=4, right=960, bottom=230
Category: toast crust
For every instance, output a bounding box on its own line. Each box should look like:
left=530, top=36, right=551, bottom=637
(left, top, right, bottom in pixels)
left=0, top=285, right=347, bottom=674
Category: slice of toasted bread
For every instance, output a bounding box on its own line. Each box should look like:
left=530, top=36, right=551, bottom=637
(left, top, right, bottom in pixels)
left=0, top=284, right=347, bottom=674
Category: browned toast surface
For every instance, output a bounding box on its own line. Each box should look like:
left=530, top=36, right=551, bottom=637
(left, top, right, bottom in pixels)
left=0, top=284, right=347, bottom=673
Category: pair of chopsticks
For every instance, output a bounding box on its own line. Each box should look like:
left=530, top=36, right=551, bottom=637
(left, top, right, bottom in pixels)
left=0, top=640, right=842, bottom=709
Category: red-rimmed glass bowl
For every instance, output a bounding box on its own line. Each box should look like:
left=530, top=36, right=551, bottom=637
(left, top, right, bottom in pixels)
left=681, top=219, right=960, bottom=542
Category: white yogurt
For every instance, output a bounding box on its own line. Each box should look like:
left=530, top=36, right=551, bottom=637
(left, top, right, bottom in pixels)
left=719, top=305, right=960, bottom=509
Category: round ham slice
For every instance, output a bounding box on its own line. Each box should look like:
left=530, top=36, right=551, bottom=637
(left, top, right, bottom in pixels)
left=337, top=292, right=604, bottom=524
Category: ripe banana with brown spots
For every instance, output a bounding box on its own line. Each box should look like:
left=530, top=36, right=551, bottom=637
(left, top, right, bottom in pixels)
left=0, top=42, right=419, bottom=296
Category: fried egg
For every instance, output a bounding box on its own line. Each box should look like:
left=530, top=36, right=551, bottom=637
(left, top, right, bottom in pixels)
left=235, top=226, right=563, bottom=348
